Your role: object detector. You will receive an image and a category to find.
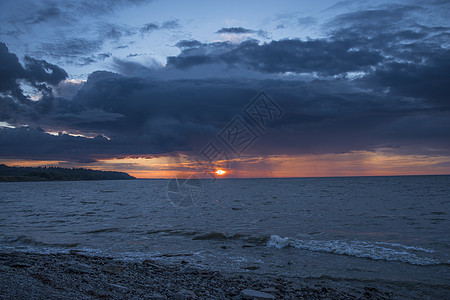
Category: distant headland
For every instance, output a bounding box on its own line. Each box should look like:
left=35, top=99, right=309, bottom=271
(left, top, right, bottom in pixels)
left=0, top=164, right=135, bottom=182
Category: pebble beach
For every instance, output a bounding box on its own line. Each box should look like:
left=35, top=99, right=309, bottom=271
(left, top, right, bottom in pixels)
left=1, top=250, right=438, bottom=299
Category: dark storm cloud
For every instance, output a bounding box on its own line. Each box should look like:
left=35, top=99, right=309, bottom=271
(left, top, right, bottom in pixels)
left=367, top=56, right=450, bottom=109
left=0, top=42, right=69, bottom=128
left=1, top=3, right=450, bottom=163
left=169, top=38, right=382, bottom=75
left=169, top=3, right=449, bottom=81
left=0, top=127, right=149, bottom=163
left=323, top=4, right=450, bottom=108
left=53, top=109, right=124, bottom=124
left=2, top=66, right=449, bottom=162
left=24, top=57, right=68, bottom=85
left=0, top=42, right=24, bottom=95
left=0, top=42, right=67, bottom=95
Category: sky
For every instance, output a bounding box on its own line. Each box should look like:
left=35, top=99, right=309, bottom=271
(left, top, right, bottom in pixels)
left=0, top=0, right=449, bottom=178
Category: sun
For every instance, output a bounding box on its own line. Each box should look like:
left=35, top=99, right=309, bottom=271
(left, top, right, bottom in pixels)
left=215, top=169, right=226, bottom=175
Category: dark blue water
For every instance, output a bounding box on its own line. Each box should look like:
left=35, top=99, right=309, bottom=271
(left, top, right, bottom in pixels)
left=1, top=176, right=449, bottom=291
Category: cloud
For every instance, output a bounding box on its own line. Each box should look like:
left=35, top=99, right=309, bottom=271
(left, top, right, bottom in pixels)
left=0, top=42, right=68, bottom=95
left=0, top=42, right=25, bottom=96
left=1, top=3, right=449, bottom=164
left=53, top=108, right=124, bottom=124
left=139, top=19, right=181, bottom=33
left=297, top=17, right=317, bottom=27
left=0, top=127, right=120, bottom=162
left=327, top=4, right=425, bottom=33
left=68, top=0, right=153, bottom=16
left=161, top=19, right=180, bottom=29
left=56, top=79, right=86, bottom=99
left=15, top=0, right=154, bottom=24
left=215, top=27, right=269, bottom=39
left=176, top=40, right=204, bottom=48
left=29, top=5, right=62, bottom=24
left=24, top=57, right=68, bottom=85
left=216, top=27, right=254, bottom=34
left=168, top=38, right=382, bottom=75
left=2, top=65, right=449, bottom=163
left=40, top=38, right=103, bottom=62
left=140, top=23, right=159, bottom=33
left=0, top=42, right=69, bottom=126
left=168, top=3, right=449, bottom=80
left=99, top=23, right=135, bottom=40
left=365, top=50, right=450, bottom=109
left=36, top=38, right=114, bottom=66
left=0, top=0, right=157, bottom=67
left=110, top=57, right=161, bottom=76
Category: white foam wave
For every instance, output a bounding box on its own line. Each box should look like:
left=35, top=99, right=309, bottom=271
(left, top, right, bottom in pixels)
left=267, top=235, right=440, bottom=266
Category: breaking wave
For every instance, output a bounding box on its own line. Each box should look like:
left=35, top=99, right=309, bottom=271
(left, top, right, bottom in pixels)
left=267, top=235, right=441, bottom=266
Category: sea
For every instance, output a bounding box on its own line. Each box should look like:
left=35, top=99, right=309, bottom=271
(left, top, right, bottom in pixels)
left=1, top=176, right=449, bottom=294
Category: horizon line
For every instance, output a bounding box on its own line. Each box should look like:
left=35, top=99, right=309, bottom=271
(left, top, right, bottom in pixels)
left=135, top=173, right=450, bottom=180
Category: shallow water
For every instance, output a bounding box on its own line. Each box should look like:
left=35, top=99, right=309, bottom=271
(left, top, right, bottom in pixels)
left=1, top=176, right=449, bottom=290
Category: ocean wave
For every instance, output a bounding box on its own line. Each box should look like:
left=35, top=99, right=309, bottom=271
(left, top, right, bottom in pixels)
left=143, top=229, right=267, bottom=243
left=82, top=228, right=121, bottom=234
left=145, top=229, right=201, bottom=236
left=192, top=232, right=248, bottom=241
left=191, top=232, right=270, bottom=245
left=0, top=235, right=79, bottom=248
left=267, top=235, right=441, bottom=266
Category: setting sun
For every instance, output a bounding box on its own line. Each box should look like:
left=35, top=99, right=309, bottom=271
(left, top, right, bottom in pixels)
left=215, top=169, right=226, bottom=175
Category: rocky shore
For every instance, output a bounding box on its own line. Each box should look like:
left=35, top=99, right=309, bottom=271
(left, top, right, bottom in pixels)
left=0, top=251, right=430, bottom=299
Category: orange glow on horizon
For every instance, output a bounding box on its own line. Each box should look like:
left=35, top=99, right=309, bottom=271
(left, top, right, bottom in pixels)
left=2, top=150, right=450, bottom=179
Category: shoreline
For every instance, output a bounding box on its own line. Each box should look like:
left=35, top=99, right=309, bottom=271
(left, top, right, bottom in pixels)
left=0, top=250, right=439, bottom=299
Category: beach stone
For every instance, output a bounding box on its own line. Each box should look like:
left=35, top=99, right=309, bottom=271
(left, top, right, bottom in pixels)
left=66, top=261, right=95, bottom=274
left=243, top=266, right=259, bottom=270
left=149, top=293, right=167, bottom=299
left=102, top=264, right=123, bottom=274
left=261, top=287, right=277, bottom=293
left=180, top=266, right=198, bottom=274
left=240, top=289, right=275, bottom=299
left=8, top=261, right=32, bottom=268
left=106, top=283, right=127, bottom=291
left=174, top=288, right=197, bottom=299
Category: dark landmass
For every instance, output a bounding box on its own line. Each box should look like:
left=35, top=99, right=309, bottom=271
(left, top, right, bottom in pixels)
left=0, top=164, right=134, bottom=182
left=0, top=251, right=407, bottom=300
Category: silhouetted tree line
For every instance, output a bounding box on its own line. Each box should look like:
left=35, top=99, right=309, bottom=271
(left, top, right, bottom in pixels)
left=0, top=164, right=135, bottom=182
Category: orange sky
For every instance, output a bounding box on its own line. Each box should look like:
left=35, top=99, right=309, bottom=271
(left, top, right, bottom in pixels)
left=2, top=150, right=450, bottom=179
